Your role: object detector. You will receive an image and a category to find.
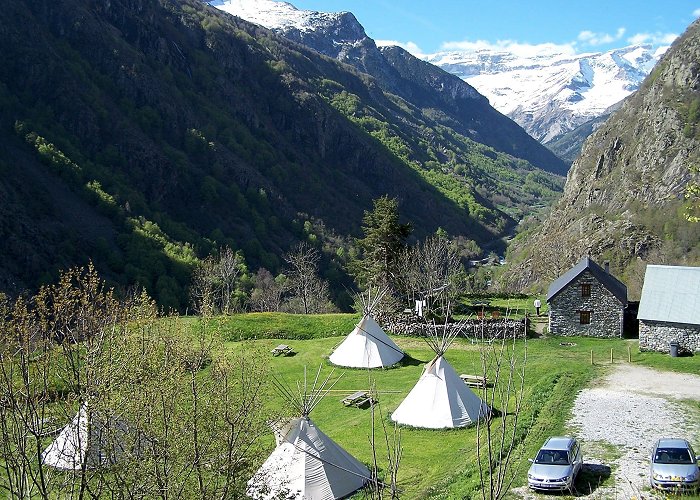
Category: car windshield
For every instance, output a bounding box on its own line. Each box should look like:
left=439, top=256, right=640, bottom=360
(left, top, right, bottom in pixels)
left=654, top=447, right=694, bottom=464
left=535, top=449, right=570, bottom=465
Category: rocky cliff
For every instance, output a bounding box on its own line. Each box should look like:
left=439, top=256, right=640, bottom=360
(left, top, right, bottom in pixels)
left=505, top=19, right=700, bottom=298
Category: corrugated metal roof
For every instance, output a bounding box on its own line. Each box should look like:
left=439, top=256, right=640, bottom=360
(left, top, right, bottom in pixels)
left=546, top=256, right=627, bottom=304
left=637, top=265, right=700, bottom=325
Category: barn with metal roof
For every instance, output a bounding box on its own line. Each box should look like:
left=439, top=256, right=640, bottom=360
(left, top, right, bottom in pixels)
left=638, top=265, right=700, bottom=354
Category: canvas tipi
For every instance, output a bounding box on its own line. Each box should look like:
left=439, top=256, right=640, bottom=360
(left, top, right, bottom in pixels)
left=247, top=367, right=371, bottom=500
left=41, top=402, right=130, bottom=470
left=329, top=290, right=404, bottom=369
left=391, top=320, right=489, bottom=429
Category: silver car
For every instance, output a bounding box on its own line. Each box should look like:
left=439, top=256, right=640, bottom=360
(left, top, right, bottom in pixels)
left=650, top=438, right=700, bottom=492
left=527, top=436, right=583, bottom=492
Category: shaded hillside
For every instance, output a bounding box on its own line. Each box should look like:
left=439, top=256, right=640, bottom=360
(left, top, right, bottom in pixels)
left=0, top=0, right=562, bottom=307
left=378, top=46, right=567, bottom=175
left=213, top=0, right=567, bottom=176
left=505, top=19, right=700, bottom=298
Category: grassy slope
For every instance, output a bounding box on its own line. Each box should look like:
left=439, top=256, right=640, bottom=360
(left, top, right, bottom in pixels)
left=205, top=313, right=686, bottom=498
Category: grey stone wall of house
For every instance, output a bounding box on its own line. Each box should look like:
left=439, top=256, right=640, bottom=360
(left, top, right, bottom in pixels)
left=548, top=270, right=624, bottom=338
left=384, top=317, right=526, bottom=340
left=639, top=320, right=700, bottom=353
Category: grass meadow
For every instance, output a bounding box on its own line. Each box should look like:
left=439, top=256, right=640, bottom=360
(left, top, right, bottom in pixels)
left=194, top=312, right=698, bottom=498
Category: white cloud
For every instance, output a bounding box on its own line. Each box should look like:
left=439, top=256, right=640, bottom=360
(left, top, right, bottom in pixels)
left=437, top=39, right=577, bottom=58
left=375, top=39, right=424, bottom=56
left=577, top=27, right=626, bottom=46
left=693, top=8, right=700, bottom=17
left=627, top=31, right=678, bottom=46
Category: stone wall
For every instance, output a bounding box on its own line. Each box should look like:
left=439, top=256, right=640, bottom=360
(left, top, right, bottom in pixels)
left=639, top=320, right=700, bottom=353
left=383, top=316, right=527, bottom=340
left=548, top=270, right=624, bottom=338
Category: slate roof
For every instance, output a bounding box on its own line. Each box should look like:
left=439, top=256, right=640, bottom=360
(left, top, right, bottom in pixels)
left=637, top=265, right=700, bottom=325
left=546, top=256, right=627, bottom=304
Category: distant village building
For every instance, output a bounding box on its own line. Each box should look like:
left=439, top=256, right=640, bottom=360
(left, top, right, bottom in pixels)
left=547, top=256, right=627, bottom=337
left=638, top=265, right=700, bottom=354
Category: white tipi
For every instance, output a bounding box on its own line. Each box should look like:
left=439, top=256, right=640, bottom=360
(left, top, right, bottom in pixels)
left=41, top=402, right=129, bottom=470
left=247, top=367, right=371, bottom=500
left=391, top=319, right=489, bottom=429
left=329, top=290, right=404, bottom=369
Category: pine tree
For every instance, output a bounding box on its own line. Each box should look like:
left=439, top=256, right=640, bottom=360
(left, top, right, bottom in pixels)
left=351, top=196, right=411, bottom=291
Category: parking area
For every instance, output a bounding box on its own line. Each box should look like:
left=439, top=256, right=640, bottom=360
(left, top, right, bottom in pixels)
left=567, top=364, right=700, bottom=498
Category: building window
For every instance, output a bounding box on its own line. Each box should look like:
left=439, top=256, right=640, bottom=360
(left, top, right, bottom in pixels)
left=581, top=284, right=591, bottom=298
left=580, top=311, right=591, bottom=324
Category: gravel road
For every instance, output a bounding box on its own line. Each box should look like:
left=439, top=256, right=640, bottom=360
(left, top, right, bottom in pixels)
left=515, top=363, right=700, bottom=499
left=568, top=364, right=700, bottom=498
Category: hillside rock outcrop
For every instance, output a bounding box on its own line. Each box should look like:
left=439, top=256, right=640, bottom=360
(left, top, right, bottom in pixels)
left=506, top=19, right=700, bottom=297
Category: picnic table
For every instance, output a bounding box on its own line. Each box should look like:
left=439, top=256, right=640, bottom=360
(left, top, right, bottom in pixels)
left=271, top=344, right=294, bottom=357
left=341, top=390, right=376, bottom=409
left=460, top=374, right=488, bottom=388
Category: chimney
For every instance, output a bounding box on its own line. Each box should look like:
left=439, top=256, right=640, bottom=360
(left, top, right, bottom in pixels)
left=604, top=261, right=610, bottom=274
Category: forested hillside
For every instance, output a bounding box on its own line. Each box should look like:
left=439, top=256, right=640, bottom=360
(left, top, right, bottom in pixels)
left=0, top=0, right=562, bottom=308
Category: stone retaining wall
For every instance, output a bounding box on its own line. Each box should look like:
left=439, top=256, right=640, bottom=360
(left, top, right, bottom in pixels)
left=383, top=316, right=527, bottom=340
left=639, top=320, right=700, bottom=353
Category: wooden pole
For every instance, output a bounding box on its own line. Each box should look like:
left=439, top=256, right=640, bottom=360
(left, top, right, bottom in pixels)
left=590, top=350, right=593, bottom=365
left=610, top=348, right=613, bottom=364
left=628, top=344, right=631, bottom=363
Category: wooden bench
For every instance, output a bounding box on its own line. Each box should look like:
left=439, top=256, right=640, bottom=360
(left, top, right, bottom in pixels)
left=341, top=390, right=376, bottom=409
left=271, top=344, right=294, bottom=357
left=460, top=374, right=488, bottom=388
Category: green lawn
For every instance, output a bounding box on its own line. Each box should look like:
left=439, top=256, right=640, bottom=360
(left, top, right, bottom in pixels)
left=214, top=315, right=673, bottom=498
left=458, top=294, right=548, bottom=319
left=16, top=310, right=697, bottom=498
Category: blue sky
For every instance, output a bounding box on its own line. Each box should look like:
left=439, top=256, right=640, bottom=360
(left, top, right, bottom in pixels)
left=291, top=0, right=699, bottom=55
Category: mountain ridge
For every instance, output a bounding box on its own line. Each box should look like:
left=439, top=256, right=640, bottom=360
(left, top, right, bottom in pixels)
left=211, top=0, right=568, bottom=176
left=425, top=44, right=665, bottom=144
left=504, top=19, right=700, bottom=298
left=0, top=0, right=563, bottom=307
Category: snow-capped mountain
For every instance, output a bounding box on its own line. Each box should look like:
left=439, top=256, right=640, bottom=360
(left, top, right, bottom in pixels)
left=210, top=0, right=346, bottom=36
left=210, top=0, right=567, bottom=174
left=424, top=45, right=666, bottom=143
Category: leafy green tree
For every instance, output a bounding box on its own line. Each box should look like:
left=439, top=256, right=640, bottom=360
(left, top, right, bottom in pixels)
left=351, top=196, right=412, bottom=292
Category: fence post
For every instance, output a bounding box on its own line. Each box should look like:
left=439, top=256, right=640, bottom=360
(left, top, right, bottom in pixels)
left=590, top=350, right=593, bottom=365
left=627, top=344, right=631, bottom=363
left=610, top=348, right=613, bottom=364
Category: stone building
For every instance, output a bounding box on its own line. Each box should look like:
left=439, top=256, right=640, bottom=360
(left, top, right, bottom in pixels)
left=547, top=256, right=627, bottom=337
left=638, top=265, right=700, bottom=354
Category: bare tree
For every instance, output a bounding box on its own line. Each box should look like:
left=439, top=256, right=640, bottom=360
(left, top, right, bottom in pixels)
left=398, top=234, right=464, bottom=316
left=189, top=246, right=246, bottom=315
left=217, top=247, right=246, bottom=315
left=0, top=264, right=271, bottom=498
left=366, top=378, right=402, bottom=500
left=283, top=243, right=332, bottom=314
left=249, top=268, right=285, bottom=312
left=475, top=313, right=529, bottom=500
